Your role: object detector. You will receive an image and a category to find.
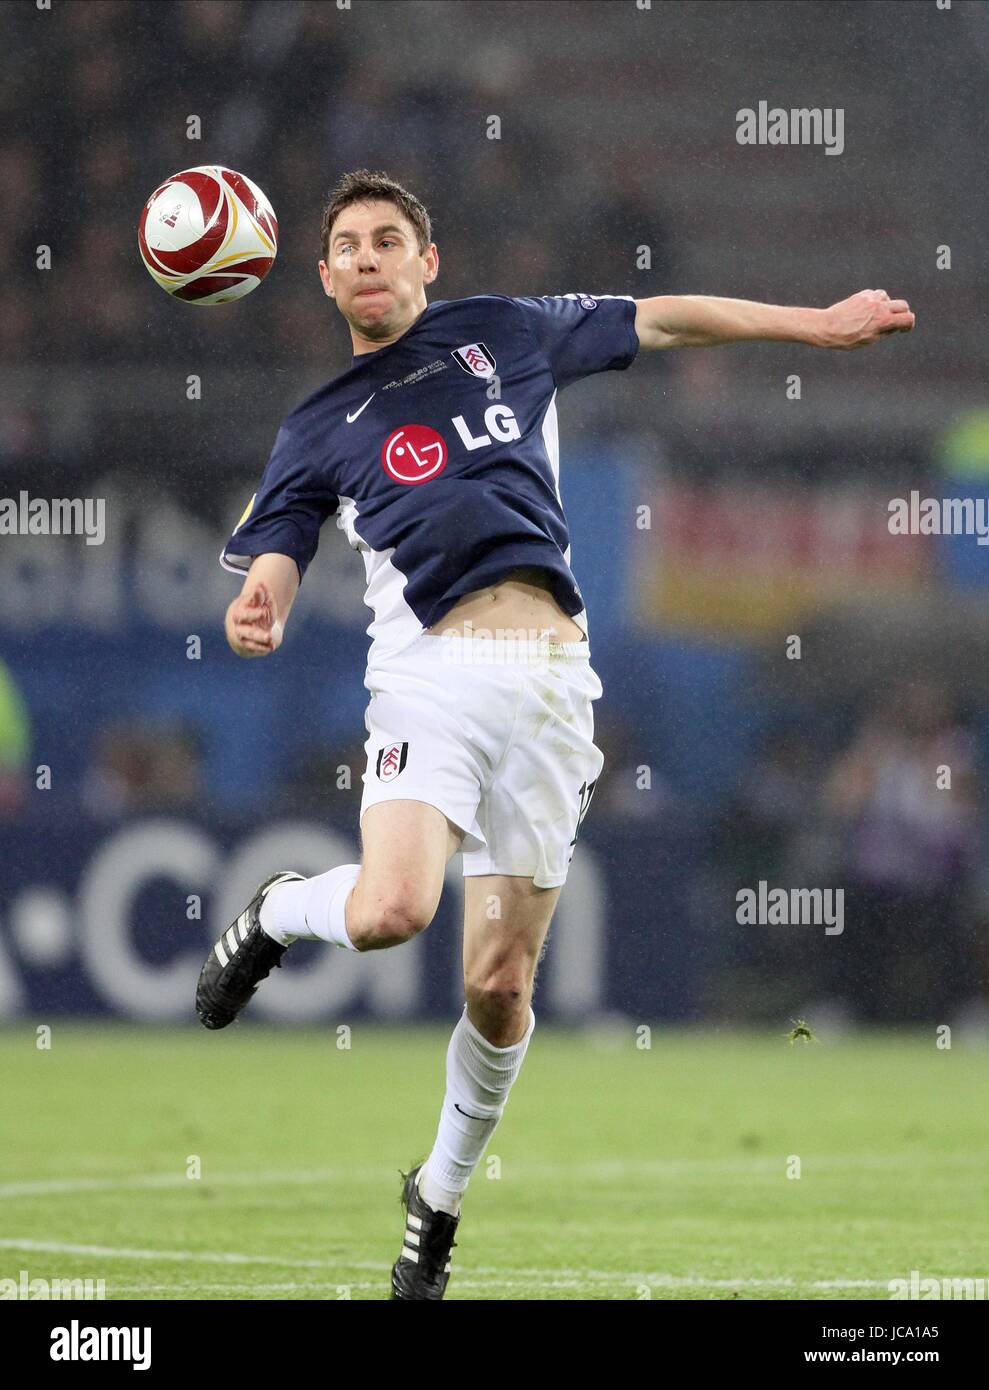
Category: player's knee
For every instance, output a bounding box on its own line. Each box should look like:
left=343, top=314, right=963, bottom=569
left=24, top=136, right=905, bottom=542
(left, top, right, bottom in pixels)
left=365, top=896, right=433, bottom=947
left=464, top=972, right=529, bottom=1023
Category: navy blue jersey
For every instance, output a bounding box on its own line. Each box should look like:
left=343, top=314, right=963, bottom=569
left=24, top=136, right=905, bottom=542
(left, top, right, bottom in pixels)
left=221, top=292, right=639, bottom=664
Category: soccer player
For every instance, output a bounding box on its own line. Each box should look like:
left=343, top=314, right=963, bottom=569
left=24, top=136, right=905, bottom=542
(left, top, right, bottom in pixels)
left=195, top=169, right=914, bottom=1300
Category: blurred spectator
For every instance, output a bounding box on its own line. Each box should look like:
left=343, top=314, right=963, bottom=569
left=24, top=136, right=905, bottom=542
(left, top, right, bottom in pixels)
left=0, top=658, right=31, bottom=816
left=277, top=733, right=368, bottom=816
left=819, top=677, right=980, bottom=1022
left=702, top=723, right=824, bottom=1019
left=713, top=724, right=818, bottom=885
left=593, top=711, right=676, bottom=820
left=83, top=721, right=205, bottom=818
left=567, top=162, right=673, bottom=300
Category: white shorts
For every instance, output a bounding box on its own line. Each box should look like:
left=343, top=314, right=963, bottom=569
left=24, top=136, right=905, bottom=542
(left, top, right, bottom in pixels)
left=359, top=632, right=605, bottom=888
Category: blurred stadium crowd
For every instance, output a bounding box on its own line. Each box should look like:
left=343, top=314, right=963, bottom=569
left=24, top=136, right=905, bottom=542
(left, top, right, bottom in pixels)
left=1, top=0, right=667, bottom=374
left=5, top=0, right=985, bottom=471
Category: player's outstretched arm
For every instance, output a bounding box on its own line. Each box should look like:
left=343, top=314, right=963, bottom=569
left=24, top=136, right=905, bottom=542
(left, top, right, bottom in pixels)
left=634, top=288, right=915, bottom=351
left=225, top=552, right=300, bottom=658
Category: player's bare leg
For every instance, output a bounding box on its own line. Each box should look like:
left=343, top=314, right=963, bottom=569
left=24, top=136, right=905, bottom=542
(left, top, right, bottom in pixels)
left=461, top=873, right=560, bottom=1043
left=431, top=872, right=559, bottom=1190
left=196, top=800, right=462, bottom=1027
left=259, top=797, right=461, bottom=951
left=346, top=800, right=463, bottom=948
left=392, top=872, right=560, bottom=1299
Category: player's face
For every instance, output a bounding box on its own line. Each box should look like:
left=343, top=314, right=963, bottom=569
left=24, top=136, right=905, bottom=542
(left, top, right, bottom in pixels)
left=318, top=200, right=437, bottom=339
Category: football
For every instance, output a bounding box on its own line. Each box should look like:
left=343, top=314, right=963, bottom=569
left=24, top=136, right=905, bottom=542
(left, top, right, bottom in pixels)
left=138, top=165, right=278, bottom=304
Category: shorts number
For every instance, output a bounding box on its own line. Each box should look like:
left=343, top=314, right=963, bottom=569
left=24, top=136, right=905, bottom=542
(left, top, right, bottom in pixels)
left=568, top=777, right=598, bottom=857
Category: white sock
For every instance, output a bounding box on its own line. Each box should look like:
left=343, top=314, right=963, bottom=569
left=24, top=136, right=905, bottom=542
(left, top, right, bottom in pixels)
left=418, top=1005, right=536, bottom=1216
left=258, top=865, right=361, bottom=951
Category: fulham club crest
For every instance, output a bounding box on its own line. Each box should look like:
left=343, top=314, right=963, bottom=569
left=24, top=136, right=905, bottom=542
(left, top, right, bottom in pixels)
left=376, top=742, right=409, bottom=782
left=452, top=342, right=496, bottom=378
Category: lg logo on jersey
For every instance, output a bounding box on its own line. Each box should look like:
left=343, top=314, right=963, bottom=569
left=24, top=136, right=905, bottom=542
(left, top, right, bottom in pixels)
left=382, top=424, right=447, bottom=485
left=453, top=404, right=521, bottom=450
left=381, top=405, right=521, bottom=486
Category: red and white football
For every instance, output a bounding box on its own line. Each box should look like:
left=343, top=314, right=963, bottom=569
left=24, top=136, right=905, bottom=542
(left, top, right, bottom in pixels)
left=138, top=165, right=278, bottom=305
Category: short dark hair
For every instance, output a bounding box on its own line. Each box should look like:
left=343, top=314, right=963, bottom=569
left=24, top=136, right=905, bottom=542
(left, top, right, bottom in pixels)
left=319, top=169, right=432, bottom=260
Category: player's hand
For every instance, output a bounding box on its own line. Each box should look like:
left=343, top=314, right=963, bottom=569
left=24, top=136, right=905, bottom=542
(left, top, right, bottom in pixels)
left=822, top=288, right=915, bottom=350
left=225, top=581, right=284, bottom=658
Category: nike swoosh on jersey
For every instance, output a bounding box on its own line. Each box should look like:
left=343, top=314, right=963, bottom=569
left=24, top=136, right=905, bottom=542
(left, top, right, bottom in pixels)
left=454, top=1102, right=487, bottom=1121
left=346, top=393, right=376, bottom=423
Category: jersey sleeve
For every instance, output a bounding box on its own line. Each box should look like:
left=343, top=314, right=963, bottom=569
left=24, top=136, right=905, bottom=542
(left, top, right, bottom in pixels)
left=220, top=424, right=338, bottom=581
left=510, top=293, right=639, bottom=391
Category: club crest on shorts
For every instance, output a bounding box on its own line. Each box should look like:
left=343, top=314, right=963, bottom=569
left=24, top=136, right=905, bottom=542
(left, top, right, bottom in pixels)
left=376, top=741, right=409, bottom=782
left=451, top=342, right=496, bottom=378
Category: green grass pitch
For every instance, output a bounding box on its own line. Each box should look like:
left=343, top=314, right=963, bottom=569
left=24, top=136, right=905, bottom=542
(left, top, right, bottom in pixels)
left=2, top=1024, right=987, bottom=1300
